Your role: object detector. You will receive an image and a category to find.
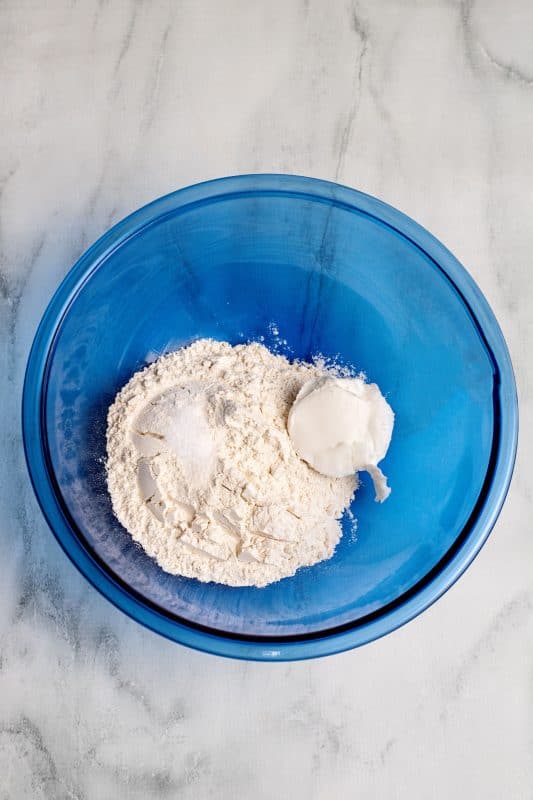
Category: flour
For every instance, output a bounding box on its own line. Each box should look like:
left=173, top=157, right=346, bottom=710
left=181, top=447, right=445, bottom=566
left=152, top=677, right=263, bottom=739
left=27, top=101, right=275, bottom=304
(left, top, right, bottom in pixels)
left=106, top=340, right=357, bottom=587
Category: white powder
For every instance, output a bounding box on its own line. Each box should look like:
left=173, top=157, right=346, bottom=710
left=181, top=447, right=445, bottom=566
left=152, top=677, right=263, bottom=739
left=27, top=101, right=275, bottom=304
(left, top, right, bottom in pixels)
left=106, top=339, right=357, bottom=587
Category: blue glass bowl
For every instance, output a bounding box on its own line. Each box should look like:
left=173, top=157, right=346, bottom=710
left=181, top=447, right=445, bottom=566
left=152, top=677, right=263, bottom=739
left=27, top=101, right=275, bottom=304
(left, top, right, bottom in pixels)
left=22, top=175, right=518, bottom=660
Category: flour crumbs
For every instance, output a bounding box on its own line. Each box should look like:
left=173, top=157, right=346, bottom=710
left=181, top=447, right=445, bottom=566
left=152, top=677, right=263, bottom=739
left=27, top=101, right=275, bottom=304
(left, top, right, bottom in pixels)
left=106, top=339, right=358, bottom=587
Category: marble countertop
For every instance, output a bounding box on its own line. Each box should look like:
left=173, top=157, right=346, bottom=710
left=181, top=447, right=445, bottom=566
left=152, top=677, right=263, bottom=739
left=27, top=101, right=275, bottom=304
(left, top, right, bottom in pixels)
left=1, top=1, right=532, bottom=797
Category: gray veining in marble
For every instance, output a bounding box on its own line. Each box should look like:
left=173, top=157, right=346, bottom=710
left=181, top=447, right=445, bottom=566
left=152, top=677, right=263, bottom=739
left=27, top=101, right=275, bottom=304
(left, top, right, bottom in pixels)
left=1, top=1, right=532, bottom=798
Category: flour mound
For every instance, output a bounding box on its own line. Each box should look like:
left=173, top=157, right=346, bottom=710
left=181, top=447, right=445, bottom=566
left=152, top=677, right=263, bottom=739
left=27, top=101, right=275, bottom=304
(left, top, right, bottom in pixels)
left=106, top=340, right=357, bottom=587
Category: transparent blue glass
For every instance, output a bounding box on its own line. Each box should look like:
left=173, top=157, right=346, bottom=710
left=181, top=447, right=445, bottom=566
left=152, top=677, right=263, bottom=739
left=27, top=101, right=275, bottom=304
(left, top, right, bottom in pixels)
left=23, top=175, right=517, bottom=660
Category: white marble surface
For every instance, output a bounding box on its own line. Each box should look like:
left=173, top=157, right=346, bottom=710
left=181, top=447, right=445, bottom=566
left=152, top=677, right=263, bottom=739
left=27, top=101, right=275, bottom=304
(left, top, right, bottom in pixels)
left=1, top=1, right=532, bottom=797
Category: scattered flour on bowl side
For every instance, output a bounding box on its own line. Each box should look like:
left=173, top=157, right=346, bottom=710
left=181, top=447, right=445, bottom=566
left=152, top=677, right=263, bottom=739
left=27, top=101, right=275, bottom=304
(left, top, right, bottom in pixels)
left=106, top=339, right=357, bottom=587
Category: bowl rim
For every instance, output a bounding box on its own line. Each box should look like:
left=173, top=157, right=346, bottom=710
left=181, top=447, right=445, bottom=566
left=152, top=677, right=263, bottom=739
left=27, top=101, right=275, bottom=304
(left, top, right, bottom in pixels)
left=22, top=173, right=518, bottom=661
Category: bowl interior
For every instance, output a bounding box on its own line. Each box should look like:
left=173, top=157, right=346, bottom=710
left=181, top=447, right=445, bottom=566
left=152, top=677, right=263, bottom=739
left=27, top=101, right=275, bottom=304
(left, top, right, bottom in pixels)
left=43, top=190, right=495, bottom=638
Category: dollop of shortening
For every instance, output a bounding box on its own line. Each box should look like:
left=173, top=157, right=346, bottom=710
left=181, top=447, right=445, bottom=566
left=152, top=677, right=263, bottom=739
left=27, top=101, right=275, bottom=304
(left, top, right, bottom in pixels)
left=287, top=376, right=394, bottom=502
